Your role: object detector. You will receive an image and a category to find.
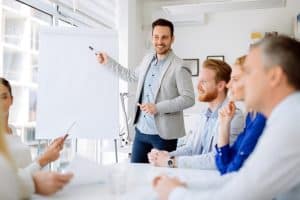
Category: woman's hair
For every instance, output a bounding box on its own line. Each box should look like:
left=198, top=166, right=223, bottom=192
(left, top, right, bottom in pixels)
left=0, top=78, right=14, bottom=164
left=234, top=55, right=247, bottom=71
left=0, top=77, right=12, bottom=96
left=0, top=115, right=13, bottom=164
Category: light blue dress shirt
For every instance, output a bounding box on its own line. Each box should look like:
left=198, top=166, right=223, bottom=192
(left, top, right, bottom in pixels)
left=169, top=99, right=245, bottom=169
left=136, top=54, right=168, bottom=135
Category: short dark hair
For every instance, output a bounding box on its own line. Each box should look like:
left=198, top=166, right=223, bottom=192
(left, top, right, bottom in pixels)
left=0, top=77, right=12, bottom=96
left=152, top=18, right=174, bottom=37
left=253, top=35, right=300, bottom=90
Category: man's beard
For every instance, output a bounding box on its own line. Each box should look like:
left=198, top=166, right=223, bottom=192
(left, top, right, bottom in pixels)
left=198, top=88, right=218, bottom=102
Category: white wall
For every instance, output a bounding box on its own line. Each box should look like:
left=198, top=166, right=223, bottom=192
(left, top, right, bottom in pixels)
left=141, top=0, right=300, bottom=114
left=117, top=0, right=144, bottom=138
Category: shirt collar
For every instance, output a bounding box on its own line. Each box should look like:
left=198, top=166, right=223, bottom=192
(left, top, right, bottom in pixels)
left=152, top=50, right=172, bottom=65
left=206, top=98, right=229, bottom=119
left=267, top=92, right=300, bottom=127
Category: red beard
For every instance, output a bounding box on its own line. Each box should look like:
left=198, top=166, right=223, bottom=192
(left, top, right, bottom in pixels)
left=198, top=88, right=218, bottom=102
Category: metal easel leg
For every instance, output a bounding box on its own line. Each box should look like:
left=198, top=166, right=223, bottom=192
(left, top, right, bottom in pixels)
left=114, top=138, right=118, bottom=163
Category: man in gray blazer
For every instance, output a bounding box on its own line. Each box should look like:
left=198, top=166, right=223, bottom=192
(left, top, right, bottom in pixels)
left=96, top=18, right=195, bottom=163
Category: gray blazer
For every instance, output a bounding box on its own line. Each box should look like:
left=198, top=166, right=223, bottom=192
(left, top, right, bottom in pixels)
left=104, top=51, right=195, bottom=139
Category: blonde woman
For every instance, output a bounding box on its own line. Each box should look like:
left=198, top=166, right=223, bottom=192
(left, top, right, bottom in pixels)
left=0, top=116, right=73, bottom=199
left=0, top=77, right=73, bottom=198
left=0, top=77, right=64, bottom=170
left=215, top=55, right=266, bottom=174
left=0, top=116, right=19, bottom=199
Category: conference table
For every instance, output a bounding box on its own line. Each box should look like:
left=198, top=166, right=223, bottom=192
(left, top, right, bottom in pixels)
left=33, top=158, right=224, bottom=200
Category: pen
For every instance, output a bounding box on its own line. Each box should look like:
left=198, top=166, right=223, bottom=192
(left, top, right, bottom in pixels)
left=65, top=121, right=77, bottom=137
left=89, top=46, right=98, bottom=55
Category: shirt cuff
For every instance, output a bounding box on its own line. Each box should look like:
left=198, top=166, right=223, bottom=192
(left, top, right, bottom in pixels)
left=176, top=156, right=190, bottom=168
left=26, top=161, right=42, bottom=174
left=169, top=151, right=176, bottom=157
left=215, top=144, right=230, bottom=156
left=18, top=168, right=36, bottom=198
left=169, top=187, right=187, bottom=200
left=215, top=144, right=231, bottom=169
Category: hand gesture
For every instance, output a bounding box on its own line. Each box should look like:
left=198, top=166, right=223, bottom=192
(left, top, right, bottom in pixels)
left=96, top=52, right=108, bottom=65
left=138, top=103, right=157, bottom=115
left=153, top=175, right=186, bottom=200
left=38, top=136, right=65, bottom=167
left=147, top=149, right=170, bottom=167
left=218, top=101, right=236, bottom=126
left=33, top=171, right=73, bottom=196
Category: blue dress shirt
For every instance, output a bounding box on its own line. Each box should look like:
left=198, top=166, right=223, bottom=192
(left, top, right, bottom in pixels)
left=136, top=54, right=168, bottom=135
left=215, top=112, right=266, bottom=175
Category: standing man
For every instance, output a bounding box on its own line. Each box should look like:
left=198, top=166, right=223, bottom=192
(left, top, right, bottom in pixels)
left=96, top=18, right=195, bottom=163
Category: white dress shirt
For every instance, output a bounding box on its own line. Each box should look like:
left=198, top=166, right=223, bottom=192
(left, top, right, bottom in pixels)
left=169, top=92, right=300, bottom=200
left=5, top=126, right=41, bottom=198
left=0, top=155, right=20, bottom=200
left=5, top=126, right=32, bottom=168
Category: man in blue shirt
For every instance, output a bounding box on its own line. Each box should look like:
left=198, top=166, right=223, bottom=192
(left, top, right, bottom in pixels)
left=97, top=19, right=195, bottom=163
left=148, top=59, right=245, bottom=169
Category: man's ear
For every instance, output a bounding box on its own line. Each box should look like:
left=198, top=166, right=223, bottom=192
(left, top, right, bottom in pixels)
left=171, top=35, right=175, bottom=44
left=268, top=66, right=284, bottom=88
left=217, top=81, right=227, bottom=92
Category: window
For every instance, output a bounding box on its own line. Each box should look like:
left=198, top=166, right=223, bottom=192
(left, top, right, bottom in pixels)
left=1, top=0, right=52, bottom=133
left=0, top=0, right=128, bottom=166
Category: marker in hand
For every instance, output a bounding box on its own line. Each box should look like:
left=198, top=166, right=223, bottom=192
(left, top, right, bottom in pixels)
left=91, top=47, right=108, bottom=65
left=89, top=46, right=97, bottom=55
left=63, top=121, right=77, bottom=140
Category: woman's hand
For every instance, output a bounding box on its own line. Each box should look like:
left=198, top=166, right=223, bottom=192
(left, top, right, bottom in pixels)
left=219, top=101, right=236, bottom=125
left=38, top=136, right=65, bottom=167
left=33, top=171, right=73, bottom=196
left=217, top=101, right=236, bottom=147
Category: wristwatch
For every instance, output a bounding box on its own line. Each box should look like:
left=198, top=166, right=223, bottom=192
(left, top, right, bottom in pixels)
left=167, top=156, right=176, bottom=168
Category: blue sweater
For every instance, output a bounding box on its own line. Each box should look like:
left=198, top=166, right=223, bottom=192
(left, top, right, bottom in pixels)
left=215, top=112, right=266, bottom=175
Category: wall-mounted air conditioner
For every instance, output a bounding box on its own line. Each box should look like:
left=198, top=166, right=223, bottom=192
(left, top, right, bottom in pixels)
left=151, top=10, right=206, bottom=27
left=162, top=0, right=286, bottom=15
left=168, top=13, right=206, bottom=26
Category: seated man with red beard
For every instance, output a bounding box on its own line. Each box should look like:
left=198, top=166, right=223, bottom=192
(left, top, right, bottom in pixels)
left=148, top=59, right=244, bottom=169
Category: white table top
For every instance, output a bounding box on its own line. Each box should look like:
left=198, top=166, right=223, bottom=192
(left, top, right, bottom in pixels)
left=33, top=161, right=223, bottom=200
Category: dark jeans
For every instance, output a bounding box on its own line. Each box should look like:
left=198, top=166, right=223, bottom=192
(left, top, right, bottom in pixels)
left=130, top=128, right=178, bottom=163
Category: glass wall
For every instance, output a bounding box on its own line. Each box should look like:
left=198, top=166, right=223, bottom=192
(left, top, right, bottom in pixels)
left=0, top=0, right=129, bottom=166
